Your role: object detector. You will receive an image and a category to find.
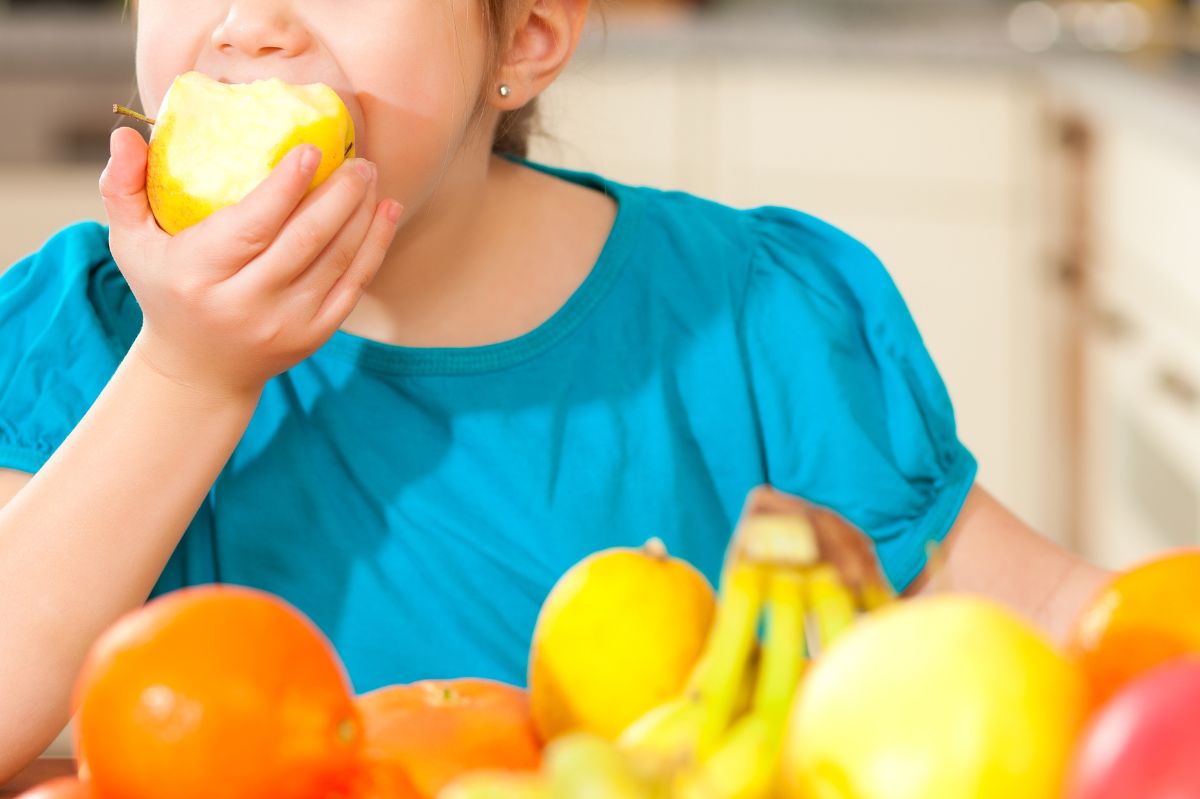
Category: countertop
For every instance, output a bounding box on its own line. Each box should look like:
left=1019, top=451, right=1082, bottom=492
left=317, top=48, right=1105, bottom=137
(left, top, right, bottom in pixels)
left=0, top=758, right=75, bottom=797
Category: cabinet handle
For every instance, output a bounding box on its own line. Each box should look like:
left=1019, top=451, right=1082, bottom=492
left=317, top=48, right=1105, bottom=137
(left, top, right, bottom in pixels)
left=1091, top=305, right=1135, bottom=341
left=1157, top=367, right=1200, bottom=414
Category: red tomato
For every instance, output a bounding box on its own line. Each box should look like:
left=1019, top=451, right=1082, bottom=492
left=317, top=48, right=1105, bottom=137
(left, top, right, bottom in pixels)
left=1065, top=658, right=1200, bottom=799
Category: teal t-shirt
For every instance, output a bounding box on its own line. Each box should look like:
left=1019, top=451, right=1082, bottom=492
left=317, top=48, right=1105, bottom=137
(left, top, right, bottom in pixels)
left=0, top=159, right=976, bottom=692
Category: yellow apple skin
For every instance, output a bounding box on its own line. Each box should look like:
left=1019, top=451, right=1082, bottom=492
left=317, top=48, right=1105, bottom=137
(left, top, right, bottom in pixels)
left=782, top=595, right=1088, bottom=799
left=528, top=541, right=716, bottom=742
left=147, top=71, right=355, bottom=236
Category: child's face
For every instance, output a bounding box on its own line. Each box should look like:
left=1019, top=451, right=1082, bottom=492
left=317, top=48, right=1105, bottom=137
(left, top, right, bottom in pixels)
left=135, top=0, right=494, bottom=207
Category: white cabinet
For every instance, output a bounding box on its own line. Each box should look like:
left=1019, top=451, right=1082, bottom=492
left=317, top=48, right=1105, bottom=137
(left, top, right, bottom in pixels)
left=0, top=165, right=107, bottom=277
left=533, top=54, right=1065, bottom=540
left=1077, top=113, right=1200, bottom=568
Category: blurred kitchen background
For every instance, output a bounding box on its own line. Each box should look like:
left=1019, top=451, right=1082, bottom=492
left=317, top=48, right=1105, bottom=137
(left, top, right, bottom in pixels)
left=3, top=0, right=1200, bottom=574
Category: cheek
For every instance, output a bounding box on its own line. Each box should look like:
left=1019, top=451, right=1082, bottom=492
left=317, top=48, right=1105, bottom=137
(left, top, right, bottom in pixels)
left=353, top=6, right=490, bottom=186
left=134, top=10, right=206, bottom=116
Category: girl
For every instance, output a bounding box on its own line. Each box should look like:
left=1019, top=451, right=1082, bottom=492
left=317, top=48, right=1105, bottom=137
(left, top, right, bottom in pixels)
left=0, top=0, right=1108, bottom=778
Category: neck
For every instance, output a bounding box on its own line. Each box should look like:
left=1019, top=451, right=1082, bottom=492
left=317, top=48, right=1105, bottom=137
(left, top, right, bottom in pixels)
left=341, top=150, right=515, bottom=346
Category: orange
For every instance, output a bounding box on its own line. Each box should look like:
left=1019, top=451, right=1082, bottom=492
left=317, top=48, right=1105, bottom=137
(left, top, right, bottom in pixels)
left=348, top=759, right=422, bottom=799
left=13, top=777, right=91, bottom=799
left=357, top=679, right=542, bottom=798
left=73, top=584, right=361, bottom=799
left=1069, top=550, right=1200, bottom=708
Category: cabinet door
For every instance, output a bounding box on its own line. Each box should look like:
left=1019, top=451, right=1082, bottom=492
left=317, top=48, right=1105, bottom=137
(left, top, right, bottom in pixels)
left=530, top=57, right=715, bottom=194
left=708, top=61, right=1057, bottom=536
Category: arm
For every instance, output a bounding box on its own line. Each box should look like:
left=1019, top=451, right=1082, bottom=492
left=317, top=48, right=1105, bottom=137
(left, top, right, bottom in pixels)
left=739, top=483, right=1111, bottom=646
left=0, top=125, right=397, bottom=782
left=907, top=484, right=1112, bottom=645
left=0, top=352, right=260, bottom=783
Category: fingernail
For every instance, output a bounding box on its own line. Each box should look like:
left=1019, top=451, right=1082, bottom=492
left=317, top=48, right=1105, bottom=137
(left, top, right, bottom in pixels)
left=386, top=200, right=403, bottom=224
left=354, top=160, right=374, bottom=182
left=299, top=146, right=321, bottom=174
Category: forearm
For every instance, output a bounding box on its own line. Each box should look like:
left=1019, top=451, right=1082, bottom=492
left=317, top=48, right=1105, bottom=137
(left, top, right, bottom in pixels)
left=910, top=485, right=1112, bottom=644
left=0, top=338, right=261, bottom=781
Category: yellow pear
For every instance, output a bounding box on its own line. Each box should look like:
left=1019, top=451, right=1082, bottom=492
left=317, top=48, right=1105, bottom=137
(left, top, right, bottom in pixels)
left=127, top=71, right=354, bottom=235
left=529, top=539, right=716, bottom=742
left=782, top=594, right=1088, bottom=799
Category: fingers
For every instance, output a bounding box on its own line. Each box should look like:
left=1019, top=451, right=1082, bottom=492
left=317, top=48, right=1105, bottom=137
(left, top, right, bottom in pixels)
left=187, top=144, right=325, bottom=271
left=310, top=198, right=403, bottom=335
left=243, top=158, right=376, bottom=289
left=288, top=169, right=377, bottom=298
left=99, top=128, right=161, bottom=245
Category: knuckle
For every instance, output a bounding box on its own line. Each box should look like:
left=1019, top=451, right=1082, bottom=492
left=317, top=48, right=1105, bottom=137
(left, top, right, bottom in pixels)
left=168, top=275, right=205, bottom=306
left=253, top=322, right=280, bottom=348
left=328, top=242, right=355, bottom=274
left=228, top=219, right=274, bottom=254
left=291, top=218, right=326, bottom=255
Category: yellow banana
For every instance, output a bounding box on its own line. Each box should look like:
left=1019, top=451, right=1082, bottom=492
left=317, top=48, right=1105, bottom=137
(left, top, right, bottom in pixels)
left=805, top=564, right=857, bottom=655
left=692, top=560, right=766, bottom=756
left=619, top=558, right=765, bottom=775
left=677, top=568, right=808, bottom=799
left=617, top=694, right=707, bottom=773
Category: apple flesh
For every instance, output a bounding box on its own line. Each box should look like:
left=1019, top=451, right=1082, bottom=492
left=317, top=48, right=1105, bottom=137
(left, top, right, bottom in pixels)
left=142, top=71, right=355, bottom=235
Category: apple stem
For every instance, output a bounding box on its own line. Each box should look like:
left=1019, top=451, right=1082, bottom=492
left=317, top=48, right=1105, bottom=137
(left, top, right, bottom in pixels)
left=113, top=104, right=156, bottom=126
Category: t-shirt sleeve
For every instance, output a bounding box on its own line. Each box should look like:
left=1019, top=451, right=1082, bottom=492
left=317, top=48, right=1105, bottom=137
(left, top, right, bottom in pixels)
left=738, top=206, right=978, bottom=592
left=0, top=221, right=140, bottom=473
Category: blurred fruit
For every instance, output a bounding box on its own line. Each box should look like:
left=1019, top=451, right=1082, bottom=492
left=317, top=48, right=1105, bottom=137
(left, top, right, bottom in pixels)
left=118, top=70, right=355, bottom=235
left=73, top=584, right=361, bottom=799
left=349, top=758, right=422, bottom=799
left=529, top=538, right=716, bottom=741
left=618, top=560, right=764, bottom=775
left=676, top=568, right=808, bottom=799
left=783, top=594, right=1087, bottom=799
left=437, top=771, right=551, bottom=799
left=358, top=679, right=541, bottom=798
left=1069, top=549, right=1200, bottom=707
left=1065, top=658, right=1200, bottom=799
left=544, top=733, right=652, bottom=799
left=12, top=777, right=91, bottom=799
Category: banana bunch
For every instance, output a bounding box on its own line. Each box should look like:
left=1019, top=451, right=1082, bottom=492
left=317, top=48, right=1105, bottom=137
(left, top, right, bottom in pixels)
left=617, top=512, right=894, bottom=799
left=440, top=511, right=895, bottom=799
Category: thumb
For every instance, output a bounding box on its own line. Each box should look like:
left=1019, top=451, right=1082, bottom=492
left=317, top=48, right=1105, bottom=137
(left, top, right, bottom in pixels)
left=99, top=127, right=160, bottom=238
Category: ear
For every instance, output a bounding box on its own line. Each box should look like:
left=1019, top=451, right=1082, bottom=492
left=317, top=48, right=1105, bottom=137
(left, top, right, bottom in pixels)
left=491, top=0, right=591, bottom=110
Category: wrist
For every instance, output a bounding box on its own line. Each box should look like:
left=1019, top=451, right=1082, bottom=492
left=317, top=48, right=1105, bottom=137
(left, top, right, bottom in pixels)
left=127, top=332, right=265, bottom=410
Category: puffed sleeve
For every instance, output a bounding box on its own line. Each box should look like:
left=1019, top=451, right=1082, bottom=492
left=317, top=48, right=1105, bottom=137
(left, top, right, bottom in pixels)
left=0, top=221, right=140, bottom=473
left=738, top=206, right=978, bottom=591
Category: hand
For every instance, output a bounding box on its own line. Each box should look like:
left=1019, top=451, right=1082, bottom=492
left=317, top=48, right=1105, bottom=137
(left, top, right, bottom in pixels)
left=733, top=485, right=895, bottom=608
left=98, top=126, right=403, bottom=400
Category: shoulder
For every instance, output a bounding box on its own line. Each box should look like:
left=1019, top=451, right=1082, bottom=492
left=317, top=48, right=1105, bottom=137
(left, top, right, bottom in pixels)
left=612, top=179, right=897, bottom=326
left=0, top=220, right=139, bottom=356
